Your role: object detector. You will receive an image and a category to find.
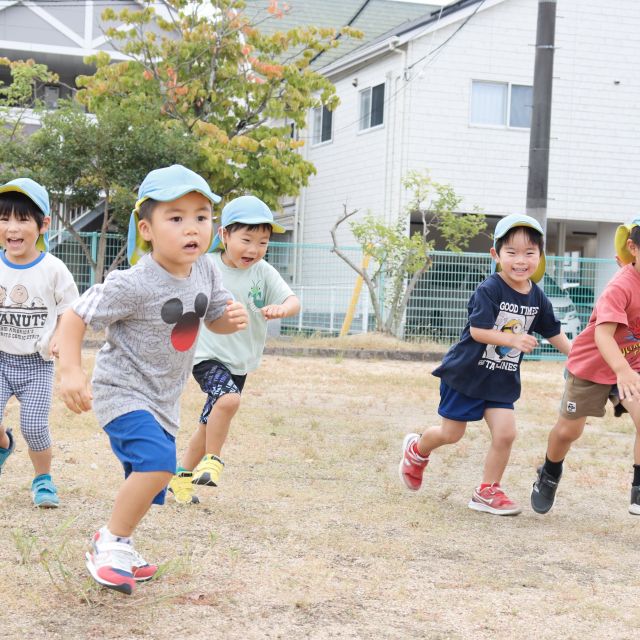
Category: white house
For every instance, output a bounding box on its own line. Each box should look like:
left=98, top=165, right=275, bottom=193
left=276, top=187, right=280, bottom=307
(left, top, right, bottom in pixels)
left=293, top=0, right=637, bottom=292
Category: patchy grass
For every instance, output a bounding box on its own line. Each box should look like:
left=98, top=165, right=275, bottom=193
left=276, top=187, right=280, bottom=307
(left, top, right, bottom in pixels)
left=0, top=353, right=638, bottom=639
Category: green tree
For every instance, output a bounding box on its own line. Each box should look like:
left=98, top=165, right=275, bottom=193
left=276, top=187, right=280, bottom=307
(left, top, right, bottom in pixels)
left=331, top=171, right=486, bottom=336
left=76, top=0, right=359, bottom=209
left=0, top=58, right=57, bottom=179
left=25, top=102, right=197, bottom=282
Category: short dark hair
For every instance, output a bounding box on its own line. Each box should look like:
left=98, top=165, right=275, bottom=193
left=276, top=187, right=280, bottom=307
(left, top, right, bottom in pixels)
left=495, top=225, right=544, bottom=254
left=137, top=198, right=159, bottom=222
left=223, top=222, right=273, bottom=237
left=630, top=226, right=640, bottom=247
left=0, top=192, right=46, bottom=228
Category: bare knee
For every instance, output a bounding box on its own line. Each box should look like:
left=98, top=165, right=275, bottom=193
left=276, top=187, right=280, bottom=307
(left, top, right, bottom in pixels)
left=441, top=421, right=466, bottom=444
left=552, top=418, right=584, bottom=444
left=213, top=393, right=241, bottom=416
left=491, top=425, right=517, bottom=449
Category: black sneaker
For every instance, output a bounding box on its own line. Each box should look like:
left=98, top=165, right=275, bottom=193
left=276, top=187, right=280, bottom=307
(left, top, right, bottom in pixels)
left=629, top=486, right=640, bottom=515
left=531, top=465, right=561, bottom=514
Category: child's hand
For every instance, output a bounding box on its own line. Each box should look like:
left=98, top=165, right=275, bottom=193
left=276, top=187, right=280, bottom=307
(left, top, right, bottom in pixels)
left=60, top=367, right=93, bottom=414
left=510, top=333, right=538, bottom=354
left=225, top=300, right=248, bottom=331
left=616, top=369, right=640, bottom=402
left=261, top=304, right=287, bottom=320
left=49, top=336, right=59, bottom=358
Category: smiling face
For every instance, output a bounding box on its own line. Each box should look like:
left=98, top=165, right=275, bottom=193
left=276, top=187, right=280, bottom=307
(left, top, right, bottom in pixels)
left=491, top=228, right=542, bottom=292
left=0, top=210, right=49, bottom=265
left=138, top=191, right=213, bottom=278
left=219, top=223, right=272, bottom=270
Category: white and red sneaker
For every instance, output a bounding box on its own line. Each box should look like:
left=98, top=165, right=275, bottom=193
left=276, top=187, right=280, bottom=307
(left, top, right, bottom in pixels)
left=131, top=548, right=158, bottom=582
left=468, top=483, right=521, bottom=516
left=86, top=530, right=136, bottom=595
left=399, top=433, right=430, bottom=491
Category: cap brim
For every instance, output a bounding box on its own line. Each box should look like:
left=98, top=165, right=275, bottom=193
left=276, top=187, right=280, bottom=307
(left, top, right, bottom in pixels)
left=615, top=224, right=635, bottom=265
left=135, top=187, right=221, bottom=211
left=0, top=184, right=50, bottom=216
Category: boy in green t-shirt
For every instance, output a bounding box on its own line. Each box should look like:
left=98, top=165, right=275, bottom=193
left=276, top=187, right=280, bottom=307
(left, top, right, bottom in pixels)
left=169, top=195, right=300, bottom=504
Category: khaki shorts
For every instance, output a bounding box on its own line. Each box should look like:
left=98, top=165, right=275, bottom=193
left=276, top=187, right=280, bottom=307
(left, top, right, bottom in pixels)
left=559, top=372, right=615, bottom=419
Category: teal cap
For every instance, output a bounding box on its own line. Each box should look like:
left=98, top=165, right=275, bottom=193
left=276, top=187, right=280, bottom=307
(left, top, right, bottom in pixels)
left=127, top=165, right=220, bottom=266
left=0, top=178, right=50, bottom=251
left=493, top=213, right=545, bottom=283
left=211, top=195, right=285, bottom=251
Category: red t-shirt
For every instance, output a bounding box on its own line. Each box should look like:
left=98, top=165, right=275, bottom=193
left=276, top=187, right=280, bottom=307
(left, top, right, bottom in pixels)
left=568, top=264, right=640, bottom=384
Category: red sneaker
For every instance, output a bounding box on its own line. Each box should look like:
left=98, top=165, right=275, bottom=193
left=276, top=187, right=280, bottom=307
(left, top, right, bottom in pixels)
left=399, top=433, right=429, bottom=491
left=468, top=483, right=521, bottom=516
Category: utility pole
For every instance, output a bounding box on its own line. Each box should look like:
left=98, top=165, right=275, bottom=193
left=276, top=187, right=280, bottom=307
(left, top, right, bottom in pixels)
left=526, top=0, right=557, bottom=237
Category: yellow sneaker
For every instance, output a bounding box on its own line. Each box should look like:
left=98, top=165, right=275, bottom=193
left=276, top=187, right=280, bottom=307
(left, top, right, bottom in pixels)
left=192, top=455, right=224, bottom=486
left=168, top=472, right=200, bottom=504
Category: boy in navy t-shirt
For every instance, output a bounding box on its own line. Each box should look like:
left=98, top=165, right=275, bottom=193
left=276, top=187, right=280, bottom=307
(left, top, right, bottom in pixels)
left=399, top=214, right=571, bottom=515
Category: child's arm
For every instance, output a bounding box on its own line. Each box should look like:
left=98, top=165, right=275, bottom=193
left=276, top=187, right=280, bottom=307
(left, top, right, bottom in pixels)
left=546, top=332, right=572, bottom=356
left=594, top=322, right=640, bottom=401
left=205, top=299, right=249, bottom=334
left=470, top=327, right=539, bottom=353
left=56, top=309, right=93, bottom=413
left=261, top=294, right=301, bottom=320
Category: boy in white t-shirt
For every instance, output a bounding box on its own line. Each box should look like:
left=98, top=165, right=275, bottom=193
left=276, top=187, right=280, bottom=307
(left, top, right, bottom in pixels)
left=168, top=196, right=300, bottom=504
left=0, top=178, right=78, bottom=507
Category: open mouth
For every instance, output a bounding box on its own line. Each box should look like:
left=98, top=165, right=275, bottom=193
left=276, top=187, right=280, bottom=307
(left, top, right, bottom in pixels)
left=183, top=242, right=199, bottom=251
left=5, top=238, right=23, bottom=248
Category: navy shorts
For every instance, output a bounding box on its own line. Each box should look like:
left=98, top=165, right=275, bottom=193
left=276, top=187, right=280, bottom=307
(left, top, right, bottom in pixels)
left=437, top=381, right=514, bottom=422
left=192, top=360, right=246, bottom=425
left=104, top=410, right=176, bottom=506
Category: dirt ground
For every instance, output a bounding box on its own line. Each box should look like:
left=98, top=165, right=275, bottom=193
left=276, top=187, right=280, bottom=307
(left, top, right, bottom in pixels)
left=1, top=353, right=639, bottom=639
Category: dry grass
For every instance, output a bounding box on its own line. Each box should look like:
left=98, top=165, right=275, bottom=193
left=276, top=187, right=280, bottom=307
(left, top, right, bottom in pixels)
left=1, top=353, right=639, bottom=639
left=269, top=331, right=448, bottom=354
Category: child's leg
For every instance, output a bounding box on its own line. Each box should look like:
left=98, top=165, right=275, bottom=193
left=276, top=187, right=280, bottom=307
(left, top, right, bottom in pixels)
left=417, top=418, right=467, bottom=456
left=531, top=414, right=586, bottom=514
left=181, top=393, right=241, bottom=469
left=545, top=415, right=587, bottom=463
left=481, top=408, right=516, bottom=485
left=17, top=358, right=57, bottom=506
left=109, top=471, right=173, bottom=537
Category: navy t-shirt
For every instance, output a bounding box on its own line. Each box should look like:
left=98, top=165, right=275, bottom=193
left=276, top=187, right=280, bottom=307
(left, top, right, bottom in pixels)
left=432, top=273, right=561, bottom=404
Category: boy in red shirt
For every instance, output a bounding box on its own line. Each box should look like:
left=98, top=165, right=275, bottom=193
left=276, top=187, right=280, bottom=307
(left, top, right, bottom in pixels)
left=531, top=220, right=640, bottom=515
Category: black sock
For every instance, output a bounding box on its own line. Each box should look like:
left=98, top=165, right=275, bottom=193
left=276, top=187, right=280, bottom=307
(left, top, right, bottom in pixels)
left=632, top=465, right=640, bottom=487
left=544, top=455, right=564, bottom=480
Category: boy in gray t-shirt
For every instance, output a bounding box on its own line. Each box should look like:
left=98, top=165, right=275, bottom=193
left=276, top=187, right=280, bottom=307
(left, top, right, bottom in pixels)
left=56, top=165, right=248, bottom=596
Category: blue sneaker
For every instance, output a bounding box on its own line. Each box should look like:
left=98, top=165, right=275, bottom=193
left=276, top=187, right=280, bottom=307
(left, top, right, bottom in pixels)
left=32, top=474, right=59, bottom=508
left=0, top=429, right=15, bottom=476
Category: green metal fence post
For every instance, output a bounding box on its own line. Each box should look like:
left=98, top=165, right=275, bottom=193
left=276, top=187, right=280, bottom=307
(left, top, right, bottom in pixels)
left=89, top=232, right=98, bottom=286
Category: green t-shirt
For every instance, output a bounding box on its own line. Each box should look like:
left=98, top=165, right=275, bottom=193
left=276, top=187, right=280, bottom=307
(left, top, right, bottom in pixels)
left=194, top=252, right=294, bottom=374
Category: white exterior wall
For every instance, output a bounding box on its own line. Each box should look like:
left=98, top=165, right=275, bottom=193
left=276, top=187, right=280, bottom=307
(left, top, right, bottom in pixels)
left=298, top=0, right=640, bottom=260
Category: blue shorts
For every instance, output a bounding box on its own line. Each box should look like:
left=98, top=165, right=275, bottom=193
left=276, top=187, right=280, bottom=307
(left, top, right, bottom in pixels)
left=104, top=410, right=176, bottom=506
left=437, top=381, right=514, bottom=422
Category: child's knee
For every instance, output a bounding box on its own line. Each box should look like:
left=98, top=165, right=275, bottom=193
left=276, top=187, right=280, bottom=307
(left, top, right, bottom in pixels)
left=492, top=426, right=517, bottom=448
left=214, top=393, right=241, bottom=414
left=553, top=418, right=584, bottom=443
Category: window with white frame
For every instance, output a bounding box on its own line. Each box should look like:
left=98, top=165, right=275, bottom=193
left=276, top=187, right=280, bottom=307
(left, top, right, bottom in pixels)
left=312, top=106, right=333, bottom=144
left=359, top=82, right=385, bottom=130
left=470, top=81, right=533, bottom=128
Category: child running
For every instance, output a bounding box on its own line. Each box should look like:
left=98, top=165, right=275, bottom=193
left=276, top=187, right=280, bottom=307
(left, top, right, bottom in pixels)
left=168, top=195, right=300, bottom=504
left=531, top=219, right=640, bottom=515
left=399, top=214, right=571, bottom=515
left=56, top=165, right=248, bottom=595
left=0, top=178, right=78, bottom=507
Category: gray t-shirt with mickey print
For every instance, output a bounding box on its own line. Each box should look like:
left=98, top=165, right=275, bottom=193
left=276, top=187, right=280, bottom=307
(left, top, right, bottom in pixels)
left=73, top=254, right=230, bottom=436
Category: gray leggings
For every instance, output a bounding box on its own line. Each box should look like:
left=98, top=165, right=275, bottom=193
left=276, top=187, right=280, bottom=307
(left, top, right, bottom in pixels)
left=0, top=352, right=54, bottom=451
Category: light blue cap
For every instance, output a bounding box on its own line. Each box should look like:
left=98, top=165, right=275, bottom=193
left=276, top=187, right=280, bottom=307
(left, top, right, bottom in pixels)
left=211, top=195, right=285, bottom=251
left=0, top=178, right=50, bottom=251
left=493, top=213, right=545, bottom=283
left=127, top=165, right=221, bottom=266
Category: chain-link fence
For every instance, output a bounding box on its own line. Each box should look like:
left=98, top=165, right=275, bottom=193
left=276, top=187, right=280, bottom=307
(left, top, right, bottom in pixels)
left=52, top=234, right=617, bottom=360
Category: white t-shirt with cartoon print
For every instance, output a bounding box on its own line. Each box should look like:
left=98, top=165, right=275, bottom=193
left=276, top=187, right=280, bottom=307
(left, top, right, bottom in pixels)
left=0, top=251, right=79, bottom=359
left=194, top=252, right=294, bottom=374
